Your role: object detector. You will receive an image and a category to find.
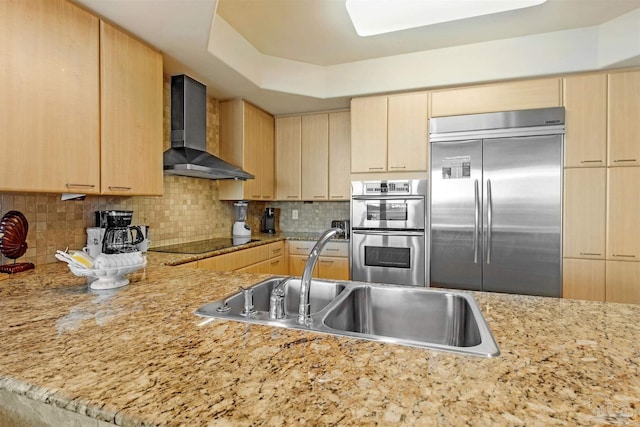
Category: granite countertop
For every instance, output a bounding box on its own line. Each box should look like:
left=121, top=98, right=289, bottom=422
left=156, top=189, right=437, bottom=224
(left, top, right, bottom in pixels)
left=151, top=232, right=349, bottom=266
left=0, top=256, right=639, bottom=426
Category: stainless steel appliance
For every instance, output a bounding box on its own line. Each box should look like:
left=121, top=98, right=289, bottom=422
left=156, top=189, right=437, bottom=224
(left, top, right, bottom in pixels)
left=429, top=107, right=564, bottom=297
left=232, top=201, right=251, bottom=237
left=100, top=210, right=144, bottom=254
left=330, top=219, right=350, bottom=239
left=351, top=179, right=428, bottom=286
left=163, top=75, right=254, bottom=181
left=261, top=207, right=277, bottom=234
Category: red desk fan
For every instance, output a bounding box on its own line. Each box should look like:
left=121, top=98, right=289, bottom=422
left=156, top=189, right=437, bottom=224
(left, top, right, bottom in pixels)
left=0, top=210, right=35, bottom=274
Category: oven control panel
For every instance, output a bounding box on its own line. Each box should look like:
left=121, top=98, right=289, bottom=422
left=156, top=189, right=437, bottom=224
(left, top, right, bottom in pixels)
left=364, top=181, right=411, bottom=195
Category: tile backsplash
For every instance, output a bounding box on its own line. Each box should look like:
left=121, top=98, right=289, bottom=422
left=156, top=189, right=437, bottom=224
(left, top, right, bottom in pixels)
left=269, top=201, right=350, bottom=233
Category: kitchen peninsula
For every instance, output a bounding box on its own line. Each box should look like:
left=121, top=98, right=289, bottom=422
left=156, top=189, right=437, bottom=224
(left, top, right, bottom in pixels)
left=0, top=251, right=639, bottom=426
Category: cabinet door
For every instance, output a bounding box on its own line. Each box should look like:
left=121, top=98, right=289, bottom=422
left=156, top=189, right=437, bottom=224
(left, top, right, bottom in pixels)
left=387, top=92, right=429, bottom=172
left=268, top=256, right=287, bottom=275
left=100, top=21, right=163, bottom=196
left=243, top=102, right=266, bottom=200
left=562, top=259, right=605, bottom=301
left=608, top=71, right=640, bottom=166
left=431, top=78, right=561, bottom=117
left=0, top=0, right=100, bottom=193
left=328, top=111, right=351, bottom=200
left=563, top=168, right=605, bottom=259
left=275, top=116, right=301, bottom=200
left=607, top=168, right=640, bottom=261
left=289, top=255, right=319, bottom=277
left=350, top=96, right=387, bottom=172
left=606, top=260, right=640, bottom=304
left=260, top=107, right=275, bottom=200
left=302, top=114, right=329, bottom=200
left=318, top=257, right=350, bottom=280
left=563, top=74, right=607, bottom=167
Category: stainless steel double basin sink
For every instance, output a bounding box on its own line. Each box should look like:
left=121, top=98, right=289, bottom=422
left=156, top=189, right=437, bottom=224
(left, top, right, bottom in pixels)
left=196, top=277, right=500, bottom=357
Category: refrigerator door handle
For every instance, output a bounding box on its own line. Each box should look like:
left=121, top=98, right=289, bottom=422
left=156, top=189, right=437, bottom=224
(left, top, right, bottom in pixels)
left=486, top=179, right=492, bottom=264
left=474, top=179, right=479, bottom=264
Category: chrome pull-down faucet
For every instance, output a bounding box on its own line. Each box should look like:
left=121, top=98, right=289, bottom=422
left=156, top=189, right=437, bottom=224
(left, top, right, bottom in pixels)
left=298, top=227, right=343, bottom=325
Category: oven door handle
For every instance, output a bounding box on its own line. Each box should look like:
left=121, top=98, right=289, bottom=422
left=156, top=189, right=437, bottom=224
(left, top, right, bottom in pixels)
left=352, top=230, right=425, bottom=237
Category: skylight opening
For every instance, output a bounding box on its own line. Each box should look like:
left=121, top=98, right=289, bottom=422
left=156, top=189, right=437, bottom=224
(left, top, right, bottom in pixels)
left=345, top=0, right=548, bottom=37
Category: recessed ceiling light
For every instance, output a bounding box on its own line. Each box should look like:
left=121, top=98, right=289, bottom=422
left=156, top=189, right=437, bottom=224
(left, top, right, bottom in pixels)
left=345, top=0, right=548, bottom=37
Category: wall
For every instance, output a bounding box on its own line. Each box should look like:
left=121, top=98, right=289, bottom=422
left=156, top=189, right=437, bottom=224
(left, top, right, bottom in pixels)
left=0, top=76, right=259, bottom=267
left=269, top=201, right=349, bottom=233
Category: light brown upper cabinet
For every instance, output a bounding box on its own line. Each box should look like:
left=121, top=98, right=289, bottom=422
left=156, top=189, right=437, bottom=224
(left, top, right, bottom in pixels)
left=351, top=96, right=388, bottom=172
left=606, top=167, right=640, bottom=261
left=0, top=0, right=100, bottom=193
left=275, top=111, right=351, bottom=201
left=563, top=168, right=606, bottom=259
left=275, top=116, right=301, bottom=200
left=387, top=93, right=429, bottom=172
left=100, top=21, right=163, bottom=196
left=608, top=71, right=640, bottom=166
left=430, top=78, right=562, bottom=117
left=351, top=92, right=428, bottom=173
left=328, top=111, right=351, bottom=200
left=301, top=114, right=329, bottom=200
left=219, top=99, right=275, bottom=201
left=562, top=74, right=607, bottom=167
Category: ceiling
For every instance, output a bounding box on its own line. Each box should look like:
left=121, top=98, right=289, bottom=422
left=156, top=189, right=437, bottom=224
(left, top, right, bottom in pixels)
left=75, top=0, right=640, bottom=115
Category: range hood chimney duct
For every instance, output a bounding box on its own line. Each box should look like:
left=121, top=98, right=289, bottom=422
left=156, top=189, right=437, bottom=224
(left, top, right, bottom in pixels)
left=163, top=75, right=254, bottom=180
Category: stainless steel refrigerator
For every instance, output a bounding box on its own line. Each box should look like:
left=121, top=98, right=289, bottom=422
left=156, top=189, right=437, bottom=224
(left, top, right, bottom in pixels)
left=429, top=108, right=564, bottom=297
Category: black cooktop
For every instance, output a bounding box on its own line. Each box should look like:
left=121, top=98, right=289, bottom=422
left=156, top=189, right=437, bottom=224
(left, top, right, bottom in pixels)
left=150, top=238, right=259, bottom=254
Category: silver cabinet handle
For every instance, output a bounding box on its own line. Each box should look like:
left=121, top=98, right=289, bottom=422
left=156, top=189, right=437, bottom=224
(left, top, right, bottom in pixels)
left=66, top=183, right=95, bottom=188
left=486, top=179, right=492, bottom=265
left=580, top=252, right=602, bottom=256
left=580, top=160, right=603, bottom=164
left=474, top=178, right=479, bottom=264
left=613, top=159, right=637, bottom=163
left=389, top=166, right=407, bottom=169
left=368, top=167, right=384, bottom=170
left=613, top=254, right=636, bottom=258
left=108, top=186, right=131, bottom=191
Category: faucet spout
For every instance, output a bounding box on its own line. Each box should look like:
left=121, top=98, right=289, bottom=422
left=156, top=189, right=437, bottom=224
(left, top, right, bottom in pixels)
left=298, top=227, right=343, bottom=325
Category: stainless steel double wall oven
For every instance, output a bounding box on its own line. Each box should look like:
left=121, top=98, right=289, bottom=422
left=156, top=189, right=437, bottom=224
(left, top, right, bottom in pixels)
left=351, top=179, right=428, bottom=286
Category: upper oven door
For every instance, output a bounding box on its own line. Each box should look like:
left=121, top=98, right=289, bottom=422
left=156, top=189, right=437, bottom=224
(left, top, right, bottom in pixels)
left=351, top=196, right=425, bottom=230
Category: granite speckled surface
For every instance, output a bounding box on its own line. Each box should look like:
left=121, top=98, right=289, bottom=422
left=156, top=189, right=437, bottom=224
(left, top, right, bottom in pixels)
left=0, top=253, right=639, bottom=426
left=151, top=232, right=348, bottom=266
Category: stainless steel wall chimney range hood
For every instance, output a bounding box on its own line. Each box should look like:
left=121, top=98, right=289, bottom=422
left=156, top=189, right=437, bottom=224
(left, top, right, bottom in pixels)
left=163, top=75, right=254, bottom=180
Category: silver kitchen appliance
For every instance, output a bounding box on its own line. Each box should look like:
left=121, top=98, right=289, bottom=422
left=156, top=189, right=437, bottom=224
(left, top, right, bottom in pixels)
left=232, top=201, right=251, bottom=237
left=330, top=219, right=350, bottom=239
left=429, top=107, right=564, bottom=297
left=351, top=179, right=428, bottom=286
left=100, top=210, right=144, bottom=254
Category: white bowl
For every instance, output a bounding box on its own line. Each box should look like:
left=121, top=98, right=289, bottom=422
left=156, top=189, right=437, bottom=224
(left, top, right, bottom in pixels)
left=68, top=255, right=146, bottom=290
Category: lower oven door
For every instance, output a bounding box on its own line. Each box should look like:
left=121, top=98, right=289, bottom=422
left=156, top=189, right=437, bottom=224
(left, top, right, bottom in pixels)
left=351, top=230, right=426, bottom=286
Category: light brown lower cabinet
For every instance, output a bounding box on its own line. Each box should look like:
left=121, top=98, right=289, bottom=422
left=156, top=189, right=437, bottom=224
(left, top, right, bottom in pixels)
left=606, top=261, right=640, bottom=304
left=563, top=259, right=605, bottom=301
left=563, top=258, right=640, bottom=304
left=195, top=241, right=286, bottom=274
left=288, top=255, right=349, bottom=280
left=288, top=240, right=350, bottom=280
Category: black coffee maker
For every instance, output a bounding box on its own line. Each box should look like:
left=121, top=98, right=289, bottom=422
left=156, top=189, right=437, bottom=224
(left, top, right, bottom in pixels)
left=261, top=207, right=277, bottom=234
left=99, top=210, right=144, bottom=254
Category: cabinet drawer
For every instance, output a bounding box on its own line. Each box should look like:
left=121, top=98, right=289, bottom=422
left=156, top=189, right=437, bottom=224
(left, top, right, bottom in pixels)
left=288, top=240, right=348, bottom=257
left=198, top=244, right=270, bottom=271
left=267, top=241, right=285, bottom=258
